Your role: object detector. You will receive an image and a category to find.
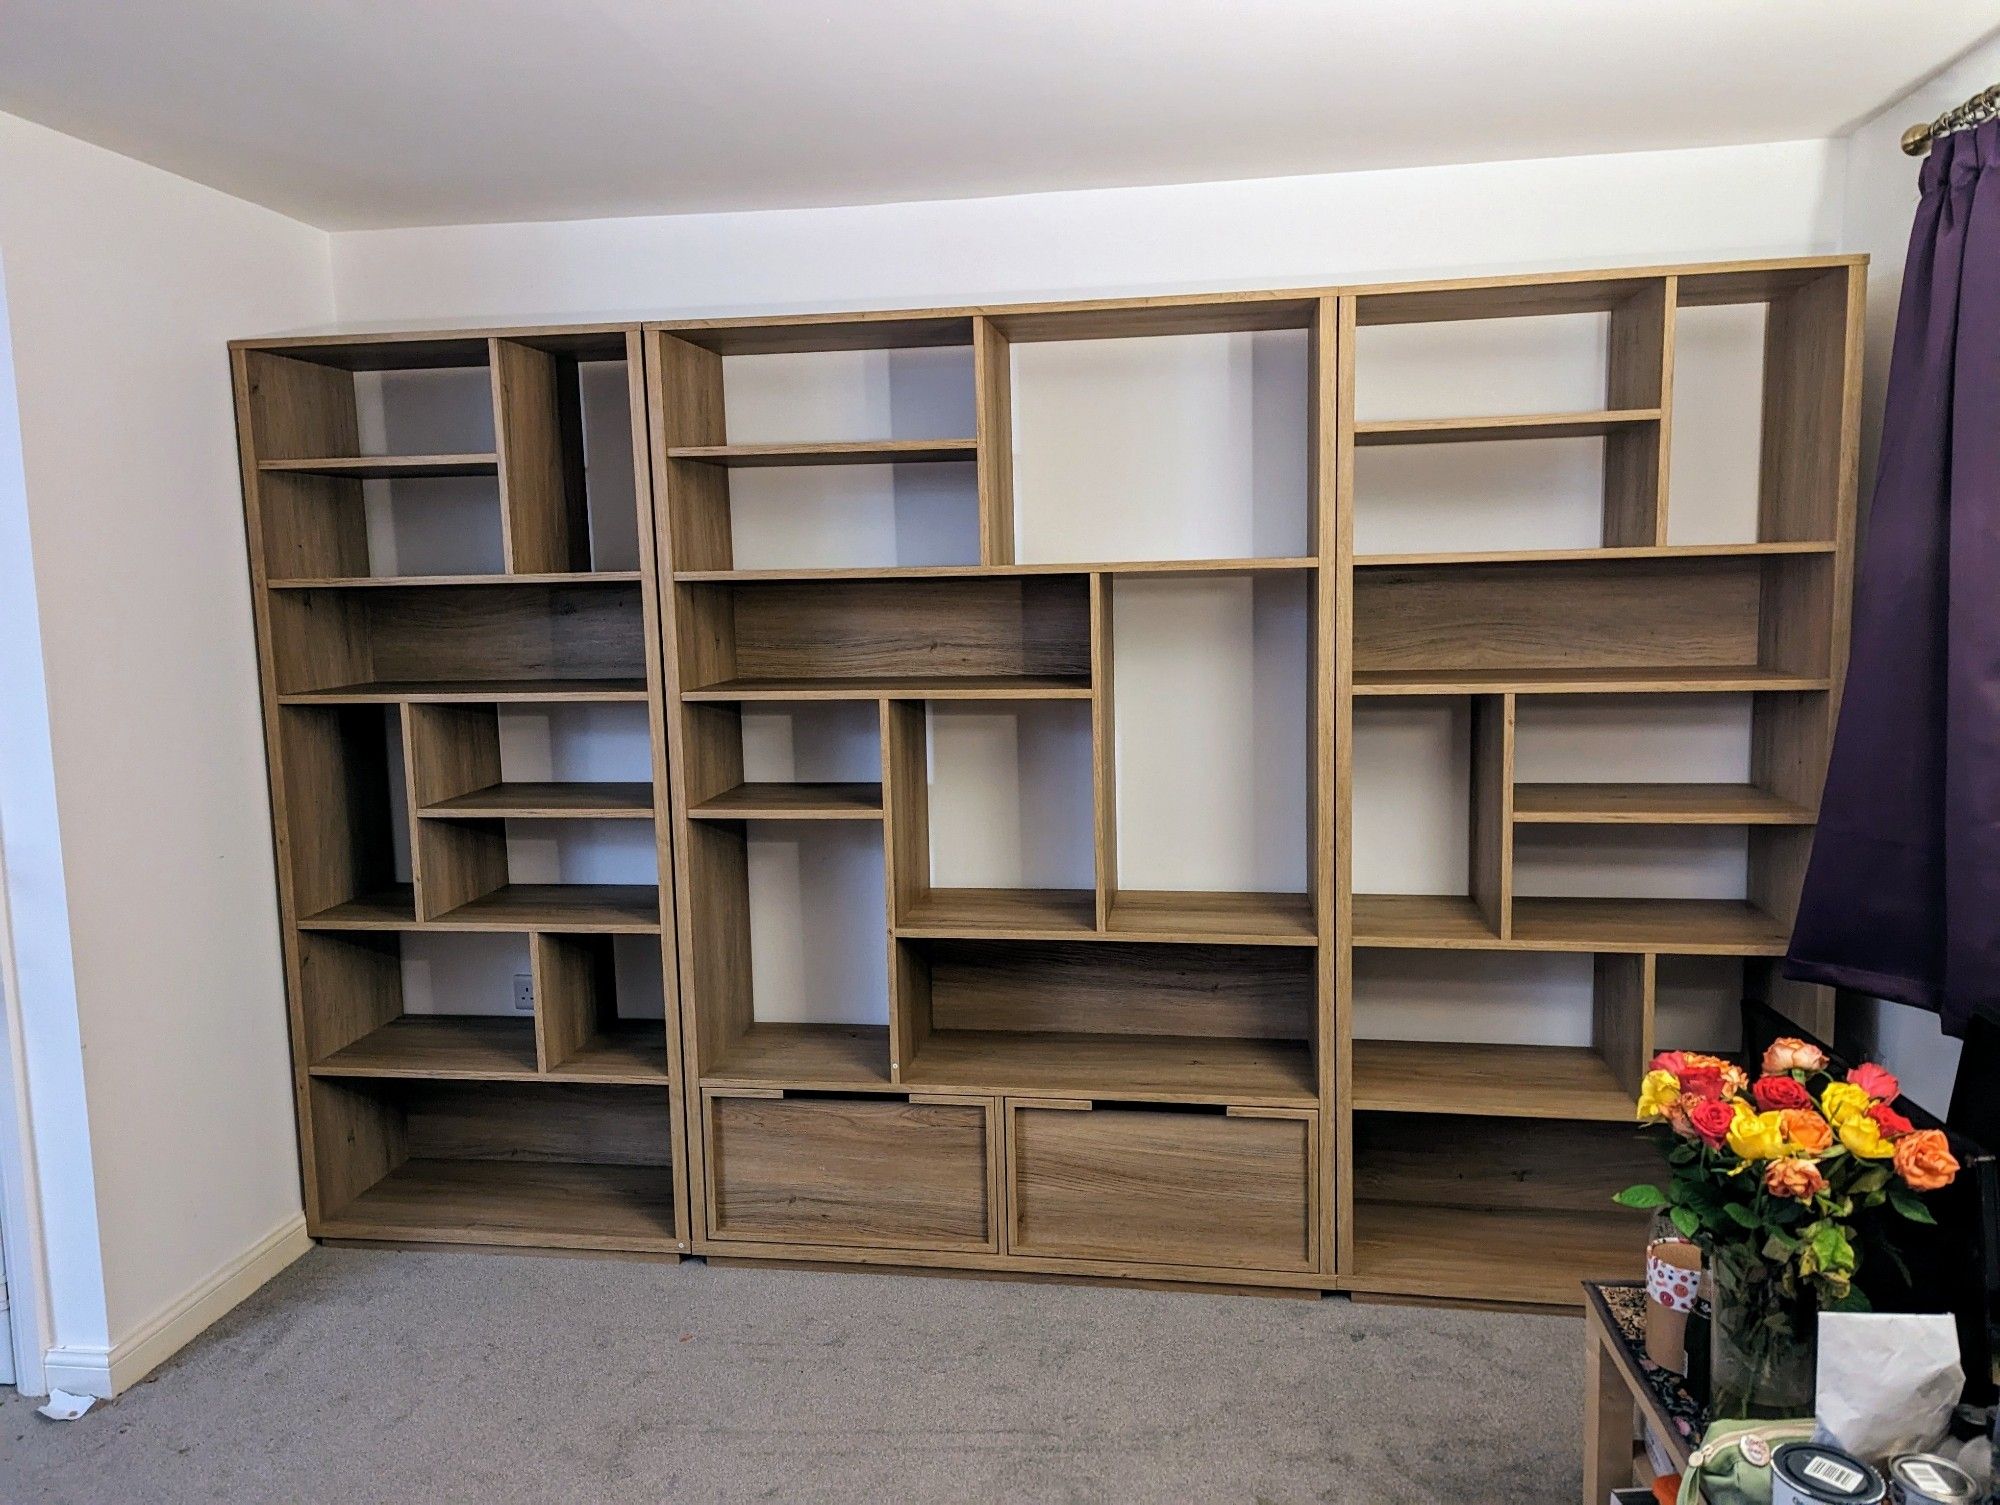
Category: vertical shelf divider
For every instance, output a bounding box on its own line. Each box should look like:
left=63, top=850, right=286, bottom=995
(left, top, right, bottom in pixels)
left=1328, top=293, right=1358, bottom=1278
left=974, top=315, right=1016, bottom=567
left=491, top=337, right=590, bottom=573
left=1604, top=277, right=1674, bottom=548
left=1090, top=574, right=1118, bottom=931
left=1469, top=693, right=1516, bottom=941
left=883, top=699, right=933, bottom=1079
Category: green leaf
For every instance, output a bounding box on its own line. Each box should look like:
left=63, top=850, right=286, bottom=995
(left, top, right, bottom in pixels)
left=1851, top=1168, right=1890, bottom=1195
left=1722, top=1202, right=1760, bottom=1229
left=1826, top=1285, right=1874, bottom=1313
left=1613, top=1183, right=1669, bottom=1210
left=1889, top=1188, right=1938, bottom=1225
left=1670, top=1205, right=1700, bottom=1239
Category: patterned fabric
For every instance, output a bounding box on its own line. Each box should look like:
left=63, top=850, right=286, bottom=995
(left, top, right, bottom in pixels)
left=1647, top=1245, right=1701, bottom=1313
left=1603, top=1283, right=1709, bottom=1449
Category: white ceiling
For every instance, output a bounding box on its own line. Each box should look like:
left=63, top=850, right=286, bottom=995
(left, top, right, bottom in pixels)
left=2, top=1, right=1994, bottom=231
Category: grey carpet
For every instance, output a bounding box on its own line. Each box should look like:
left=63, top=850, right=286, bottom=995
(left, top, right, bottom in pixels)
left=0, top=1247, right=1583, bottom=1503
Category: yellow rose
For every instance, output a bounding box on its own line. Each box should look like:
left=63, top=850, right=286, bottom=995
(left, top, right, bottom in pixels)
left=1637, top=1069, right=1681, bottom=1123
left=1820, top=1080, right=1872, bottom=1126
left=1727, top=1104, right=1789, bottom=1161
left=1839, top=1114, right=1895, bottom=1160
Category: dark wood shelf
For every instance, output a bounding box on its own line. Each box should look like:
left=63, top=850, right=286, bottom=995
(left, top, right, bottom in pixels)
left=1510, top=898, right=1789, bottom=955
left=682, top=675, right=1091, bottom=702
left=899, top=1030, right=1316, bottom=1106
left=421, top=782, right=655, bottom=819
left=1351, top=1040, right=1631, bottom=1121
left=431, top=885, right=661, bottom=933
left=298, top=886, right=419, bottom=929
left=548, top=1020, right=672, bottom=1083
left=1348, top=1203, right=1644, bottom=1305
left=1354, top=541, right=1835, bottom=569
left=259, top=453, right=499, bottom=478
left=1353, top=409, right=1660, bottom=446
left=1512, top=782, right=1813, bottom=825
left=311, top=1016, right=538, bottom=1080
left=703, top=1023, right=893, bottom=1090
left=270, top=572, right=642, bottom=589
left=687, top=782, right=884, bottom=820
left=1353, top=666, right=1831, bottom=697
left=1104, top=889, right=1317, bottom=946
left=673, top=557, right=1317, bottom=582
left=280, top=678, right=650, bottom=704
left=667, top=439, right=978, bottom=467
left=897, top=887, right=1098, bottom=939
left=319, top=1159, right=678, bottom=1253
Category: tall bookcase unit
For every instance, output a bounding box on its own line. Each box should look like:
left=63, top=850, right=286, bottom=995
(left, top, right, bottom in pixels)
left=236, top=255, right=1862, bottom=1305
left=232, top=326, right=690, bottom=1254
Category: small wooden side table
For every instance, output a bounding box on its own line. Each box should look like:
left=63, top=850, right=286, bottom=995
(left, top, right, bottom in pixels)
left=1583, top=1281, right=1703, bottom=1504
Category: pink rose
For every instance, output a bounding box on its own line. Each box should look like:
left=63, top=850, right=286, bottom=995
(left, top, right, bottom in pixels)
left=1762, top=1036, right=1827, bottom=1074
left=1849, top=1062, right=1901, bottom=1102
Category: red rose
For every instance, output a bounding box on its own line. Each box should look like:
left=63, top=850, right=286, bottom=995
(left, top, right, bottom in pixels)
left=1849, top=1063, right=1900, bottom=1102
left=1650, top=1050, right=1692, bottom=1078
left=1866, top=1102, right=1915, bottom=1139
left=1753, top=1075, right=1812, bottom=1111
left=1687, top=1098, right=1735, bottom=1148
left=1679, top=1065, right=1727, bottom=1101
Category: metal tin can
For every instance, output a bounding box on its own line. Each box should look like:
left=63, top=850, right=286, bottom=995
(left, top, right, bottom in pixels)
left=1886, top=1453, right=1980, bottom=1505
left=1772, top=1442, right=1887, bottom=1505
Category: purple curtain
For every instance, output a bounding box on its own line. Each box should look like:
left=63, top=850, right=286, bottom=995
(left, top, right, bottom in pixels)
left=1787, top=120, right=2000, bottom=1037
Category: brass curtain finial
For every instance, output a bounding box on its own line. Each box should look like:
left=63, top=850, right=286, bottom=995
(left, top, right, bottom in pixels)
left=1904, top=81, right=2000, bottom=155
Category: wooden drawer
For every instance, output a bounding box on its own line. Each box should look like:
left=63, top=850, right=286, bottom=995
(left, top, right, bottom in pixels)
left=704, top=1090, right=997, bottom=1251
left=1005, top=1100, right=1317, bottom=1272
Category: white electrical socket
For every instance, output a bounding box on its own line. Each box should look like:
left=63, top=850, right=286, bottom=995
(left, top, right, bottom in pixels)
left=513, top=973, right=534, bottom=1012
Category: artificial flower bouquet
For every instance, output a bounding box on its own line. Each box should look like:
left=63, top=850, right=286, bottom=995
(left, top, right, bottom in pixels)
left=1614, top=1036, right=1960, bottom=1415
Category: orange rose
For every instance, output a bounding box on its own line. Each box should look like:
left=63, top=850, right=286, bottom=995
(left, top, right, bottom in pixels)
left=1763, top=1036, right=1828, bottom=1074
left=1764, top=1158, right=1827, bottom=1201
left=1894, top=1129, right=1960, bottom=1192
left=1780, top=1108, right=1833, bottom=1153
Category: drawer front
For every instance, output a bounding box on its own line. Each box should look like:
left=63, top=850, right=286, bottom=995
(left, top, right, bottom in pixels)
left=1007, top=1101, right=1317, bottom=1271
left=705, top=1091, right=996, bottom=1251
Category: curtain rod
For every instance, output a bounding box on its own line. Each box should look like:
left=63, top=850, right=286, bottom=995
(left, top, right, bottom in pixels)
left=1903, top=81, right=2000, bottom=155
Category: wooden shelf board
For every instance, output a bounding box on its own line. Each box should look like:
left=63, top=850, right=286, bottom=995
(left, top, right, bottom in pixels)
left=683, top=675, right=1091, bottom=702
left=421, top=781, right=655, bottom=819
left=549, top=1021, right=672, bottom=1084
left=1351, top=893, right=1789, bottom=954
left=704, top=1022, right=892, bottom=1090
left=271, top=572, right=641, bottom=589
left=688, top=782, right=884, bottom=820
left=1104, top=889, right=1317, bottom=946
left=1348, top=1203, right=1644, bottom=1305
left=674, top=557, right=1317, bottom=582
left=667, top=439, right=978, bottom=467
left=259, top=453, right=498, bottom=479
left=1354, top=541, right=1835, bottom=569
left=1353, top=409, right=1660, bottom=445
left=280, top=678, right=650, bottom=704
left=319, top=1159, right=678, bottom=1253
left=898, top=887, right=1098, bottom=939
left=900, top=1030, right=1316, bottom=1106
left=311, top=1016, right=539, bottom=1080
left=1512, top=782, right=1813, bottom=825
left=1511, top=898, right=1789, bottom=955
left=1351, top=894, right=1498, bottom=949
left=431, top=885, right=661, bottom=933
left=1353, top=666, right=1831, bottom=697
left=298, top=886, right=418, bottom=929
left=1351, top=1040, right=1631, bottom=1121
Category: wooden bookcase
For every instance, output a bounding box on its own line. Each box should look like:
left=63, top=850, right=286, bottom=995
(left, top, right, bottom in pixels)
left=236, top=255, right=1863, bottom=1304
left=231, top=326, right=690, bottom=1254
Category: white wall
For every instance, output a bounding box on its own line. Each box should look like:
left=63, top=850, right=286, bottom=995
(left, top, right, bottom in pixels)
left=0, top=109, right=332, bottom=1392
left=1829, top=38, right=2000, bottom=1116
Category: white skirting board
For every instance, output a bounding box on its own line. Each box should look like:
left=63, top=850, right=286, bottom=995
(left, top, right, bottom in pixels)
left=42, top=1214, right=309, bottom=1399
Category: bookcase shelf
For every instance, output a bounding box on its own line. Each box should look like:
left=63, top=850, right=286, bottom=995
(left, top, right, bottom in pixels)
left=236, top=324, right=691, bottom=1256
left=238, top=256, right=1861, bottom=1303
